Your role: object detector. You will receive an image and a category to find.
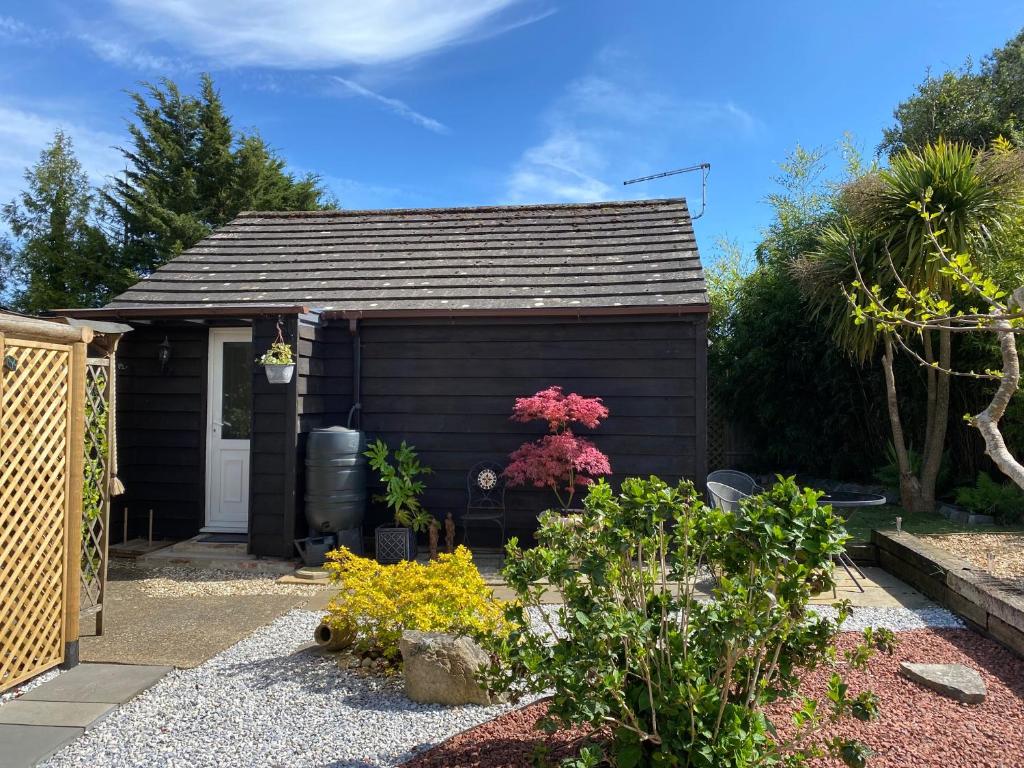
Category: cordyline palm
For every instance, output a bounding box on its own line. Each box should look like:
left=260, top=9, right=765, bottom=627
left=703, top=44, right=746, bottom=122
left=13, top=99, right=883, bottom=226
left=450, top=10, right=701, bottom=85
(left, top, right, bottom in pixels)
left=795, top=140, right=1024, bottom=512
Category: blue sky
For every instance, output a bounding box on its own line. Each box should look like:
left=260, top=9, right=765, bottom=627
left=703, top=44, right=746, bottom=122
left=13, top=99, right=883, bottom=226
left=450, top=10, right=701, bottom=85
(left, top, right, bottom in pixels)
left=0, top=1, right=1021, bottom=260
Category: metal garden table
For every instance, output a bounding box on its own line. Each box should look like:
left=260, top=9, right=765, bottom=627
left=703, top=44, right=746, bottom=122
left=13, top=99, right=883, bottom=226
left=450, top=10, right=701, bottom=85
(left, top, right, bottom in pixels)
left=818, top=491, right=887, bottom=592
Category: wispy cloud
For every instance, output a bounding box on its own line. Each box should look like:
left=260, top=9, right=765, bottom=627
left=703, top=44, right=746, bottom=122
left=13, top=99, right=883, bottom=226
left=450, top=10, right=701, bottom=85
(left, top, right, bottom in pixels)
left=506, top=130, right=611, bottom=202
left=329, top=77, right=448, bottom=134
left=106, top=0, right=550, bottom=69
left=504, top=56, right=760, bottom=204
left=77, top=34, right=184, bottom=73
left=0, top=13, right=184, bottom=72
left=0, top=15, right=58, bottom=45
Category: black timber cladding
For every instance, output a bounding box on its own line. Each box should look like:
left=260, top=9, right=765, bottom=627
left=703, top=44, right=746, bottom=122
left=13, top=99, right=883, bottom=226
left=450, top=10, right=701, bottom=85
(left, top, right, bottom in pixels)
left=249, top=316, right=301, bottom=557
left=103, top=199, right=707, bottom=313
left=352, top=315, right=705, bottom=541
left=112, top=314, right=706, bottom=552
left=113, top=323, right=209, bottom=541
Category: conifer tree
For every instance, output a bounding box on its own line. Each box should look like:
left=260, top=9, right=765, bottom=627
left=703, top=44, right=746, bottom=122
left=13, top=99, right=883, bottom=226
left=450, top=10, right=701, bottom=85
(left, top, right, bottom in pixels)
left=105, top=74, right=332, bottom=278
left=2, top=130, right=121, bottom=312
left=232, top=134, right=329, bottom=212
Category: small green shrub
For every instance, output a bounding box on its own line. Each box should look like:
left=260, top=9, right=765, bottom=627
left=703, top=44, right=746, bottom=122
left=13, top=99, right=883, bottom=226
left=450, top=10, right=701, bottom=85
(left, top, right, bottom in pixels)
left=955, top=472, right=1024, bottom=523
left=481, top=476, right=891, bottom=768
left=364, top=438, right=434, bottom=531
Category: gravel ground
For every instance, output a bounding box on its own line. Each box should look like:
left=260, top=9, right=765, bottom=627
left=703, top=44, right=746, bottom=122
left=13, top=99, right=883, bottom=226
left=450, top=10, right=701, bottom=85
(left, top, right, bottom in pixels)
left=40, top=610, right=538, bottom=768
left=115, top=561, right=325, bottom=598
left=407, top=629, right=1024, bottom=768
left=926, top=533, right=1024, bottom=582
left=535, top=603, right=964, bottom=634
left=33, top=599, right=966, bottom=767
left=810, top=605, right=964, bottom=631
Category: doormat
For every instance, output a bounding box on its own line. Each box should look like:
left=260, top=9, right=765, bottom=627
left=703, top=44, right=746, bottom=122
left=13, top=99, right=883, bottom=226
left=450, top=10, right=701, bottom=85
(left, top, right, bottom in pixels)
left=195, top=533, right=249, bottom=544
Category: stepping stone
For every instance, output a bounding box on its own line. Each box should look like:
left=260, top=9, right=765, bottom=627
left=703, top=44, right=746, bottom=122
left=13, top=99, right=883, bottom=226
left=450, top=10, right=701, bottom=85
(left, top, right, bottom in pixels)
left=20, top=663, right=170, bottom=704
left=0, top=700, right=113, bottom=728
left=0, top=724, right=82, bottom=768
left=899, top=662, right=987, bottom=704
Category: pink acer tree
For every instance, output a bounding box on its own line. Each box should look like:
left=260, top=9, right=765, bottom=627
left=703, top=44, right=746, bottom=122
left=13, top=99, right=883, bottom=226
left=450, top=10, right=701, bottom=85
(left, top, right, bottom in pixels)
left=503, top=386, right=612, bottom=510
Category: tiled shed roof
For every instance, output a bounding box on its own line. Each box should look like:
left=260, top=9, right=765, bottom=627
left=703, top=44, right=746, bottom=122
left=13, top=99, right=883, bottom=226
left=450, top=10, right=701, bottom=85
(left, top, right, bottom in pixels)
left=105, top=198, right=707, bottom=315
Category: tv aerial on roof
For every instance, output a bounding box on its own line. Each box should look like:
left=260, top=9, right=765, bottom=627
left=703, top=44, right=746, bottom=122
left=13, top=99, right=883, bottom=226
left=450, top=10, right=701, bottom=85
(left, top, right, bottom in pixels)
left=623, top=162, right=711, bottom=220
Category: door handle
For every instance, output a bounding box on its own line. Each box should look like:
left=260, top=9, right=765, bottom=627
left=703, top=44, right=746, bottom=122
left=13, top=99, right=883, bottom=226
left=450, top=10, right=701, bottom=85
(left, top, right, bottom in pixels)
left=213, top=420, right=231, bottom=428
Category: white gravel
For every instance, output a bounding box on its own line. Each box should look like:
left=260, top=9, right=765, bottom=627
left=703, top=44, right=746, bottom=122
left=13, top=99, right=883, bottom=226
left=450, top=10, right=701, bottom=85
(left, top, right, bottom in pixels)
left=533, top=603, right=965, bottom=635
left=40, top=610, right=534, bottom=768
left=34, top=597, right=964, bottom=767
left=811, top=604, right=965, bottom=631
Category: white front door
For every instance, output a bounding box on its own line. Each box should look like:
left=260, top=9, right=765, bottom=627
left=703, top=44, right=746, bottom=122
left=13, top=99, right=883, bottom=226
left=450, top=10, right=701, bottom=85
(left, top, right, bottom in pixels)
left=205, top=328, right=252, bottom=533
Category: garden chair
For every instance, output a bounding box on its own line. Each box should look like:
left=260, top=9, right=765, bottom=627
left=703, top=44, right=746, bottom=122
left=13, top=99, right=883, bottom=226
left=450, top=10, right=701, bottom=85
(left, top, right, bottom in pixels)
left=706, top=481, right=748, bottom=512
left=463, top=461, right=507, bottom=548
left=707, top=469, right=762, bottom=496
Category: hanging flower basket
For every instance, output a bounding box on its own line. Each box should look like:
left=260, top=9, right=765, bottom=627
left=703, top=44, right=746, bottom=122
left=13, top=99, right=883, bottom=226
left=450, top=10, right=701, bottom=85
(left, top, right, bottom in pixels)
left=258, top=336, right=295, bottom=385
left=264, top=363, right=294, bottom=384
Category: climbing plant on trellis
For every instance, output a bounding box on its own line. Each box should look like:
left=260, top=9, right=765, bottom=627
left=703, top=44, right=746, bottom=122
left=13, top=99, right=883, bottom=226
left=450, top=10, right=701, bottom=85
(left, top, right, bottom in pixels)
left=81, top=357, right=112, bottom=634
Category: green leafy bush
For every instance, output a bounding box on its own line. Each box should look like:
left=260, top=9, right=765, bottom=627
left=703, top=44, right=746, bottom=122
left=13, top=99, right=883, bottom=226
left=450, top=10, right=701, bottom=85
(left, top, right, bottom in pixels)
left=482, top=476, right=890, bottom=768
left=955, top=471, right=1024, bottom=523
left=364, top=438, right=434, bottom=531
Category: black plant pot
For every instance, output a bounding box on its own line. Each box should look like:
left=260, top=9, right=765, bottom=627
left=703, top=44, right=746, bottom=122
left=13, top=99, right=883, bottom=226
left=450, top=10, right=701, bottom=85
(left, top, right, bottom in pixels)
left=375, top=526, right=417, bottom=564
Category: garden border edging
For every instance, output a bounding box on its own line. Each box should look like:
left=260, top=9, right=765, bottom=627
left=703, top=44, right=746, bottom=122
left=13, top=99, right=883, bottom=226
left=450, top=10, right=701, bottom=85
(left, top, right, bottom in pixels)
left=872, top=529, right=1024, bottom=656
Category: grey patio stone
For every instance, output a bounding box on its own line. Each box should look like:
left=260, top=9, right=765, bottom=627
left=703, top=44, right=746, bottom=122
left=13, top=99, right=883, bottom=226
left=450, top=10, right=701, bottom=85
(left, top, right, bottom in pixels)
left=0, top=700, right=113, bottom=728
left=0, top=724, right=82, bottom=768
left=20, top=664, right=170, bottom=704
left=899, top=661, right=987, bottom=703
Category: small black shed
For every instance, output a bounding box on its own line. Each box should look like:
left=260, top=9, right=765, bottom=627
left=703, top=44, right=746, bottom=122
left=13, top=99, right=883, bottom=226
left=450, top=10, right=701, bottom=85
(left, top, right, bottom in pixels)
left=61, top=198, right=709, bottom=557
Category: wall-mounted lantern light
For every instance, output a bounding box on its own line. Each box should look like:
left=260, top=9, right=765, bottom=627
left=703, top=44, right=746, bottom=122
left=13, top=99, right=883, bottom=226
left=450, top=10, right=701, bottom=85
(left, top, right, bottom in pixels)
left=157, top=336, right=172, bottom=373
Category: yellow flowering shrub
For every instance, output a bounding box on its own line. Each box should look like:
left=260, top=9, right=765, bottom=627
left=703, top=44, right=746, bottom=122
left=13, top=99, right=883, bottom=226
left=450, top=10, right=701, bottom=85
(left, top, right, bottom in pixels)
left=322, top=545, right=508, bottom=659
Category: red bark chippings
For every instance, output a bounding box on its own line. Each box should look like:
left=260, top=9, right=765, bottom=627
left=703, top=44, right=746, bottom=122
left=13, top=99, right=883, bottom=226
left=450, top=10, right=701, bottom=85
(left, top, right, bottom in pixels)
left=405, top=629, right=1024, bottom=768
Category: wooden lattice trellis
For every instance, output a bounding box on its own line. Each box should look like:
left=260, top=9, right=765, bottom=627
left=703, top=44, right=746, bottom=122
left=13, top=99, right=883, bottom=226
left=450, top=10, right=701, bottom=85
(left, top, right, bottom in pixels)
left=81, top=357, right=112, bottom=634
left=0, top=324, right=86, bottom=692
left=708, top=390, right=726, bottom=471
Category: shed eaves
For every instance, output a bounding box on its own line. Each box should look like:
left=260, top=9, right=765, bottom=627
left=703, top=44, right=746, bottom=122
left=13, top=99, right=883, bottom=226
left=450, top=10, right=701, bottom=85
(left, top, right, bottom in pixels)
left=104, top=198, right=708, bottom=314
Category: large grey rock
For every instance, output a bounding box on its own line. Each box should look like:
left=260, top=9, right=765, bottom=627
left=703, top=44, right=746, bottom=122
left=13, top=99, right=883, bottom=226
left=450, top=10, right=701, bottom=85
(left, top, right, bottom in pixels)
left=399, top=631, right=497, bottom=706
left=899, top=662, right=987, bottom=704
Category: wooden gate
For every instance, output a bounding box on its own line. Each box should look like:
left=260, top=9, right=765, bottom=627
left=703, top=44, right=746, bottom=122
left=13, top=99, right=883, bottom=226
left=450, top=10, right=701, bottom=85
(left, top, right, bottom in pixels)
left=0, top=314, right=89, bottom=692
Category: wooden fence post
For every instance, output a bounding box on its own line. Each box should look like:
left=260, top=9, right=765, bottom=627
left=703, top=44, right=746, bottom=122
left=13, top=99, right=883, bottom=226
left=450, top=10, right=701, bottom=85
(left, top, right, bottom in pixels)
left=62, top=338, right=87, bottom=667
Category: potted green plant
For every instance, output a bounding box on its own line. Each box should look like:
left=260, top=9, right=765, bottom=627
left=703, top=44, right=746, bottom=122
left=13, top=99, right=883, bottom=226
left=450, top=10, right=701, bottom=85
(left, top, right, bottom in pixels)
left=258, top=340, right=295, bottom=384
left=365, top=438, right=433, bottom=563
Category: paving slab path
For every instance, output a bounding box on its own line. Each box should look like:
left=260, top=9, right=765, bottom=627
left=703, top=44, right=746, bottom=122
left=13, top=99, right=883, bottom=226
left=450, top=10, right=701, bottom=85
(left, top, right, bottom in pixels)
left=0, top=561, right=330, bottom=766
left=0, top=664, right=169, bottom=768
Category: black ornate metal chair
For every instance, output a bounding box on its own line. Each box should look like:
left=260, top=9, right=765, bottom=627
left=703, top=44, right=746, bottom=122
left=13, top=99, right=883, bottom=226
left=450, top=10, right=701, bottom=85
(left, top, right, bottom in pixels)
left=463, top=461, right=507, bottom=547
